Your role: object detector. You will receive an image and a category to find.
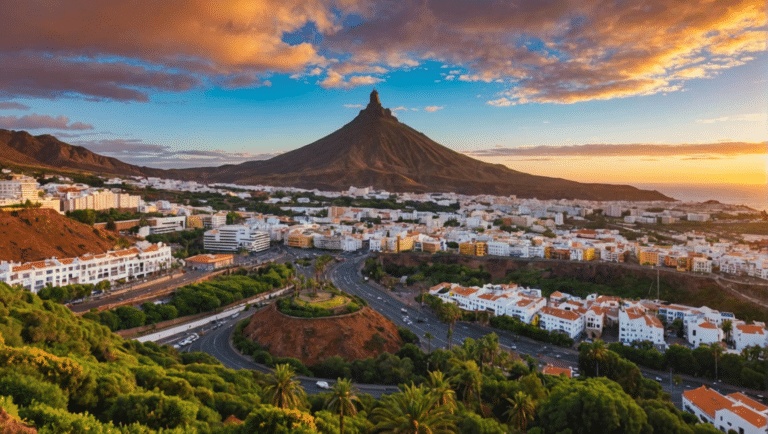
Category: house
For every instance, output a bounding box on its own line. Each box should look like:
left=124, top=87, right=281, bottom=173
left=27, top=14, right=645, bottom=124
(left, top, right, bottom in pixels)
left=733, top=324, right=768, bottom=352
left=618, top=307, right=664, bottom=346
left=537, top=306, right=584, bottom=339
left=687, top=319, right=724, bottom=348
left=184, top=254, right=234, bottom=271
left=683, top=386, right=768, bottom=434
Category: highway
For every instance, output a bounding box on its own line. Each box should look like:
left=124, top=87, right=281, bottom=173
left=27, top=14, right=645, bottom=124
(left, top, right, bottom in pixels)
left=164, top=248, right=758, bottom=405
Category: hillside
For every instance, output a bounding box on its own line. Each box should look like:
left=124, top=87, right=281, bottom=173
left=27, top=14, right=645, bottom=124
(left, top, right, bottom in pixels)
left=0, top=208, right=127, bottom=263
left=242, top=303, right=403, bottom=366
left=0, top=129, right=165, bottom=177
left=172, top=91, right=673, bottom=201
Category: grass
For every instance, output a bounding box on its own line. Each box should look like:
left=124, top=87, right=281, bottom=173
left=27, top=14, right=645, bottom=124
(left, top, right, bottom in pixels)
left=295, top=293, right=351, bottom=310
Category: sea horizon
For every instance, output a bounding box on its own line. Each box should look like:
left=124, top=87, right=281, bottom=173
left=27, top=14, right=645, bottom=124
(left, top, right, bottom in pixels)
left=631, top=182, right=767, bottom=212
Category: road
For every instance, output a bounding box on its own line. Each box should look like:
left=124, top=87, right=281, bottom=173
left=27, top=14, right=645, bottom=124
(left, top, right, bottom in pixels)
left=156, top=248, right=765, bottom=405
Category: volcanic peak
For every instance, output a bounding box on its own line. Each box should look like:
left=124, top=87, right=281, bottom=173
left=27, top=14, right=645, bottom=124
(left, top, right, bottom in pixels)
left=359, top=89, right=397, bottom=122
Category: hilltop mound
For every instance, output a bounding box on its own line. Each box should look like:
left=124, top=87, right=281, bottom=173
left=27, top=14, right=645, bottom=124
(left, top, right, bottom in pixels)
left=0, top=208, right=127, bottom=263
left=242, top=303, right=403, bottom=366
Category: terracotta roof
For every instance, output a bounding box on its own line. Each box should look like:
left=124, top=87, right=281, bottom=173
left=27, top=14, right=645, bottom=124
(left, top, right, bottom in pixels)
left=728, top=393, right=768, bottom=413
left=143, top=245, right=160, bottom=252
left=736, top=324, right=765, bottom=335
left=727, top=405, right=767, bottom=428
left=699, top=321, right=717, bottom=329
left=186, top=254, right=233, bottom=264
left=550, top=291, right=564, bottom=298
left=643, top=315, right=663, bottom=328
left=624, top=307, right=645, bottom=320
left=543, top=365, right=572, bottom=377
left=58, top=258, right=75, bottom=265
left=429, top=283, right=452, bottom=292
left=589, top=306, right=606, bottom=315
left=451, top=286, right=478, bottom=297
left=12, top=264, right=33, bottom=272
left=683, top=386, right=732, bottom=418
left=477, top=293, right=495, bottom=300
left=539, top=306, right=581, bottom=321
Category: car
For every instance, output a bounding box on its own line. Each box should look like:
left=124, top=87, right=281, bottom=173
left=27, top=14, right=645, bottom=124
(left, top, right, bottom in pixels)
left=401, top=308, right=408, bottom=314
left=416, top=318, right=425, bottom=323
left=511, top=345, right=517, bottom=350
left=316, top=381, right=331, bottom=390
left=655, top=377, right=663, bottom=382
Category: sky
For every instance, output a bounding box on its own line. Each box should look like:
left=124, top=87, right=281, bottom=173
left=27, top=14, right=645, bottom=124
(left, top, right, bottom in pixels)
left=0, top=0, right=766, bottom=202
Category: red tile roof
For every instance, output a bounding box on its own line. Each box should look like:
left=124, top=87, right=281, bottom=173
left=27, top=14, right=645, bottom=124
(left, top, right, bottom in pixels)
left=539, top=306, right=581, bottom=321
left=737, top=324, right=765, bottom=335
left=683, top=386, right=732, bottom=418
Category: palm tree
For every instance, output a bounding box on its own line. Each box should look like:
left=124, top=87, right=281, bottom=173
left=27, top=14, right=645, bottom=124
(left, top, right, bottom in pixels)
left=447, top=358, right=482, bottom=407
left=371, top=383, right=456, bottom=433
left=424, top=332, right=434, bottom=353
left=263, top=364, right=306, bottom=410
left=478, top=333, right=501, bottom=369
left=446, top=329, right=453, bottom=350
left=326, top=378, right=359, bottom=434
left=424, top=370, right=456, bottom=412
left=440, top=303, right=463, bottom=349
left=721, top=320, right=733, bottom=344
left=503, top=391, right=536, bottom=432
left=586, top=339, right=608, bottom=377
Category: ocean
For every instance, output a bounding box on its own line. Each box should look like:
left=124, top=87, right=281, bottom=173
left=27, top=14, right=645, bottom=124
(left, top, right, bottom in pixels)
left=632, top=183, right=767, bottom=211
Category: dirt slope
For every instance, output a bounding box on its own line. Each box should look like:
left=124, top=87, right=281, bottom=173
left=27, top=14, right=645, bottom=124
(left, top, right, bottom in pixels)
left=242, top=303, right=403, bottom=366
left=0, top=208, right=126, bottom=263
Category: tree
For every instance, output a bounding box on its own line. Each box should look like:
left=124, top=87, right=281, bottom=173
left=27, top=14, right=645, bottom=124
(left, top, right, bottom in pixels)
left=371, top=383, right=456, bottom=434
left=263, top=364, right=307, bottom=410
left=538, top=378, right=648, bottom=434
left=424, top=371, right=456, bottom=413
left=446, top=329, right=453, bottom=351
left=424, top=332, right=434, bottom=353
left=721, top=320, right=733, bottom=344
left=478, top=333, right=501, bottom=370
left=584, top=339, right=608, bottom=377
left=325, top=378, right=359, bottom=434
left=503, top=391, right=536, bottom=432
left=447, top=359, right=482, bottom=407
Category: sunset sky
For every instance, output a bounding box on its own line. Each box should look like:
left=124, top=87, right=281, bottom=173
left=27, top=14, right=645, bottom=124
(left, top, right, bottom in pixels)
left=0, top=1, right=765, bottom=193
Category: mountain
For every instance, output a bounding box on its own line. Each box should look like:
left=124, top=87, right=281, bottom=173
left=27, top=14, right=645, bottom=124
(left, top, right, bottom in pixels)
left=0, top=129, right=164, bottom=177
left=175, top=91, right=672, bottom=201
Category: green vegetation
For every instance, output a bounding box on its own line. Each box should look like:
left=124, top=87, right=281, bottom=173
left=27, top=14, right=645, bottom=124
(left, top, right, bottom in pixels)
left=386, top=262, right=491, bottom=287
left=145, top=228, right=207, bottom=258
left=606, top=341, right=768, bottom=390
left=66, top=208, right=164, bottom=225
left=0, top=283, right=728, bottom=433
left=277, top=285, right=365, bottom=318
left=85, top=264, right=294, bottom=331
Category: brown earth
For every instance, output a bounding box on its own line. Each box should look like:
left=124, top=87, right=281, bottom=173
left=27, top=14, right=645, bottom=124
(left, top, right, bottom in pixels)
left=0, top=407, right=36, bottom=434
left=242, top=303, right=403, bottom=366
left=380, top=252, right=768, bottom=322
left=0, top=208, right=128, bottom=263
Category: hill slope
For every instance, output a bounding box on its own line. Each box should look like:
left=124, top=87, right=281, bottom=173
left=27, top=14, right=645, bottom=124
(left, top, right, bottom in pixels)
left=0, top=208, right=126, bottom=263
left=242, top=303, right=403, bottom=366
left=0, top=129, right=164, bottom=177
left=177, top=91, right=672, bottom=201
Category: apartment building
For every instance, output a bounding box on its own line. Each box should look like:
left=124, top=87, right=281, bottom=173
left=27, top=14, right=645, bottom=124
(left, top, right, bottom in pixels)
left=683, top=386, right=768, bottom=434
left=537, top=306, right=584, bottom=339
left=687, top=319, right=724, bottom=348
left=286, top=231, right=314, bottom=248
left=733, top=324, right=768, bottom=352
left=0, top=242, right=172, bottom=293
left=0, top=175, right=40, bottom=199
left=148, top=216, right=187, bottom=235
left=487, top=241, right=510, bottom=256
left=618, top=307, right=664, bottom=346
left=61, top=190, right=140, bottom=212
left=204, top=225, right=270, bottom=252
left=459, top=241, right=487, bottom=256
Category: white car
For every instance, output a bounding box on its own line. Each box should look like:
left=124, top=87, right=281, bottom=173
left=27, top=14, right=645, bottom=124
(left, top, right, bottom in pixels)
left=316, top=381, right=331, bottom=389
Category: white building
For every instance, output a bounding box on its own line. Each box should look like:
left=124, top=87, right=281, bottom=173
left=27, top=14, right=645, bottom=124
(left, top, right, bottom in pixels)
left=537, top=306, right=584, bottom=339
left=487, top=241, right=510, bottom=256
left=692, top=257, right=713, bottom=273
left=0, top=242, right=172, bottom=293
left=733, top=324, right=768, bottom=352
left=585, top=305, right=606, bottom=339
left=618, top=307, right=665, bottom=346
left=683, top=386, right=768, bottom=434
left=687, top=319, right=723, bottom=348
left=0, top=175, right=39, bottom=199
left=148, top=216, right=187, bottom=234
left=204, top=225, right=270, bottom=252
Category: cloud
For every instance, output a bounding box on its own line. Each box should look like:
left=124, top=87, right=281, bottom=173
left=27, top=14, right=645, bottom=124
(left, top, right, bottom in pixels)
left=74, top=138, right=280, bottom=169
left=343, top=104, right=364, bottom=108
left=0, top=0, right=765, bottom=104
left=391, top=106, right=410, bottom=111
left=0, top=114, right=93, bottom=130
left=319, top=70, right=383, bottom=89
left=326, top=0, right=766, bottom=104
left=467, top=142, right=767, bottom=158
left=0, top=102, right=29, bottom=110
left=424, top=106, right=444, bottom=112
left=696, top=113, right=767, bottom=123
